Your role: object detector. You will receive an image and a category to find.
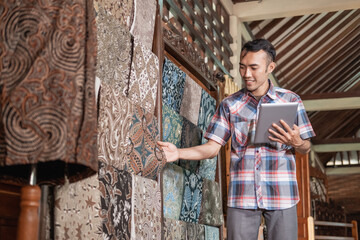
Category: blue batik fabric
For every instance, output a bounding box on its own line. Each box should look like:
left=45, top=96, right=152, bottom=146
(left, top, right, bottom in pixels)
left=179, top=169, right=203, bottom=223
left=162, top=103, right=183, bottom=149
left=198, top=136, right=217, bottom=181
left=178, top=117, right=202, bottom=172
left=162, top=57, right=186, bottom=113
left=205, top=226, right=220, bottom=240
left=198, top=89, right=216, bottom=132
left=163, top=163, right=184, bottom=220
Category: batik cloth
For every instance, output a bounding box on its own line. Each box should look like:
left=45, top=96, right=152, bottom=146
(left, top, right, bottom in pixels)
left=186, top=222, right=205, bottom=240
left=178, top=118, right=202, bottom=172
left=198, top=89, right=216, bottom=132
left=96, top=6, right=132, bottom=95
left=163, top=163, right=184, bottom=220
left=98, top=162, right=132, bottom=240
left=179, top=75, right=202, bottom=125
left=162, top=103, right=183, bottom=149
left=130, top=0, right=157, bottom=49
left=198, top=179, right=224, bottom=227
left=125, top=104, right=167, bottom=180
left=162, top=57, right=186, bottom=113
left=97, top=83, right=133, bottom=170
left=198, top=137, right=217, bottom=181
left=128, top=37, right=159, bottom=115
left=0, top=0, right=97, bottom=185
left=204, top=80, right=316, bottom=210
left=179, top=169, right=203, bottom=223
left=94, top=0, right=134, bottom=30
left=54, top=175, right=102, bottom=240
left=131, top=175, right=162, bottom=240
left=163, top=218, right=187, bottom=240
left=205, top=226, right=220, bottom=240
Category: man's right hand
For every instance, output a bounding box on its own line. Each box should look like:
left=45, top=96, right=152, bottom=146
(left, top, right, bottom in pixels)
left=157, top=141, right=180, bottom=163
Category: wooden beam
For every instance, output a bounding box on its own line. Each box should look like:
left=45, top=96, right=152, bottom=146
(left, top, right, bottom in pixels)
left=303, top=96, right=360, bottom=111
left=312, top=138, right=360, bottom=145
left=326, top=166, right=360, bottom=175
left=233, top=0, right=360, bottom=21
left=312, top=142, right=360, bottom=152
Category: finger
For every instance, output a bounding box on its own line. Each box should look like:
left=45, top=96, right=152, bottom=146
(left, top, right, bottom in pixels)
left=268, top=135, right=284, bottom=144
left=280, top=119, right=292, bottom=132
left=271, top=123, right=287, bottom=135
left=269, top=128, right=287, bottom=142
left=157, top=141, right=168, bottom=147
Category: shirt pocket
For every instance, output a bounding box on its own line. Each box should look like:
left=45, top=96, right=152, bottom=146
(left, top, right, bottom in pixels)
left=232, top=119, right=251, bottom=146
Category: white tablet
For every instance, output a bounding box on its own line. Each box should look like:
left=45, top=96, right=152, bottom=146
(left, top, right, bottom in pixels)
left=254, top=102, right=298, bottom=144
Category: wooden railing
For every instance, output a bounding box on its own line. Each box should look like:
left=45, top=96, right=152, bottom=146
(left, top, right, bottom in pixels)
left=308, top=216, right=359, bottom=240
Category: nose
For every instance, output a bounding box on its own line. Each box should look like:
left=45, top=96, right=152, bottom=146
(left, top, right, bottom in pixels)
left=243, top=67, right=251, bottom=78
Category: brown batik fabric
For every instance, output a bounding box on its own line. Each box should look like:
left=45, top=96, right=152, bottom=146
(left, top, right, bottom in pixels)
left=54, top=175, right=102, bottom=240
left=94, top=0, right=134, bottom=31
left=128, top=37, right=159, bottom=115
left=125, top=104, right=166, bottom=180
left=130, top=0, right=156, bottom=49
left=198, top=179, right=224, bottom=227
left=96, top=6, right=132, bottom=95
left=179, top=75, right=202, bottom=126
left=98, top=162, right=132, bottom=240
left=98, top=83, right=133, bottom=170
left=163, top=218, right=187, bottom=240
left=186, top=222, right=205, bottom=240
left=131, top=175, right=162, bottom=240
left=0, top=0, right=98, bottom=184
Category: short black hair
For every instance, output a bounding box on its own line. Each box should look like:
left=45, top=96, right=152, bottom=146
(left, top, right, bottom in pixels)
left=241, top=39, right=276, bottom=63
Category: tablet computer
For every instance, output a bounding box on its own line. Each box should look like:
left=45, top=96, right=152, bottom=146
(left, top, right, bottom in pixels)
left=254, top=102, right=298, bottom=144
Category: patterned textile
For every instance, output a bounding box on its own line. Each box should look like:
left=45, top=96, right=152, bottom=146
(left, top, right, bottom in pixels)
left=98, top=162, right=132, bottom=240
left=126, top=104, right=166, bottom=180
left=163, top=163, right=184, bottom=220
left=204, top=80, right=316, bottom=210
left=54, top=175, right=101, bottom=240
left=178, top=118, right=202, bottom=172
left=162, top=57, right=186, bottom=113
left=179, top=169, right=203, bottom=223
left=131, top=175, right=162, bottom=240
left=128, top=38, right=159, bottom=115
left=163, top=218, right=187, bottom=240
left=98, top=83, right=133, bottom=170
left=180, top=75, right=202, bottom=125
left=198, top=89, right=216, bottom=132
left=198, top=137, right=217, bottom=181
left=130, top=0, right=157, bottom=49
left=198, top=179, right=224, bottom=227
left=162, top=103, right=183, bottom=148
left=205, top=226, right=220, bottom=240
left=0, top=0, right=97, bottom=184
left=96, top=6, right=132, bottom=95
left=94, top=0, right=134, bottom=30
left=186, top=222, right=205, bottom=240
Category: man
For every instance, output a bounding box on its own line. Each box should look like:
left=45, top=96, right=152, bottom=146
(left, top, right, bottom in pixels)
left=158, top=39, right=315, bottom=240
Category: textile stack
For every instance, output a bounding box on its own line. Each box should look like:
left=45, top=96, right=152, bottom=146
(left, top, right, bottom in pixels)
left=162, top=58, right=224, bottom=240
left=54, top=0, right=166, bottom=239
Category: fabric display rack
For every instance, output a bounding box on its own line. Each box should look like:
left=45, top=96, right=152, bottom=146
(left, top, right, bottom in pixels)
left=0, top=0, right=227, bottom=239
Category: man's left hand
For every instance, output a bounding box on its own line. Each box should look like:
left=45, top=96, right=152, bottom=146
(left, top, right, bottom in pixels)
left=268, top=119, right=304, bottom=148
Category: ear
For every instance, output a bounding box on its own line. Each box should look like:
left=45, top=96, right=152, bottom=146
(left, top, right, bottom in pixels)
left=267, top=61, right=276, bottom=73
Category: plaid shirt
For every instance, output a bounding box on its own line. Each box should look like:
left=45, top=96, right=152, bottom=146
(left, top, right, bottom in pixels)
left=204, top=80, right=315, bottom=210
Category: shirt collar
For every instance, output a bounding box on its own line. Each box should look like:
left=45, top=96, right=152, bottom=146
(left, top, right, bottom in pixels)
left=243, top=79, right=277, bottom=101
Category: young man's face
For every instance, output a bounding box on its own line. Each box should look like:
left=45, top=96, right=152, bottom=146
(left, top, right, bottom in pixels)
left=239, top=49, right=275, bottom=97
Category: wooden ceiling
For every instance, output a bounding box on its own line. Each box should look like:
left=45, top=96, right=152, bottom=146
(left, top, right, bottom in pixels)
left=243, top=8, right=360, bottom=215
left=245, top=9, right=360, bottom=167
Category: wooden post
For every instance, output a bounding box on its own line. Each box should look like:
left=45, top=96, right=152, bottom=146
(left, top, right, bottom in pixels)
left=352, top=220, right=358, bottom=240
left=307, top=216, right=315, bottom=240
left=16, top=185, right=41, bottom=240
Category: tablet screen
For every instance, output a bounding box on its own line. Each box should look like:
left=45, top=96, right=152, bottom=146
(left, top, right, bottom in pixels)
left=254, top=102, right=298, bottom=144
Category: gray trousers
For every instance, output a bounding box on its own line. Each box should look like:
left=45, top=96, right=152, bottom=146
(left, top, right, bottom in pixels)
left=226, top=205, right=298, bottom=240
